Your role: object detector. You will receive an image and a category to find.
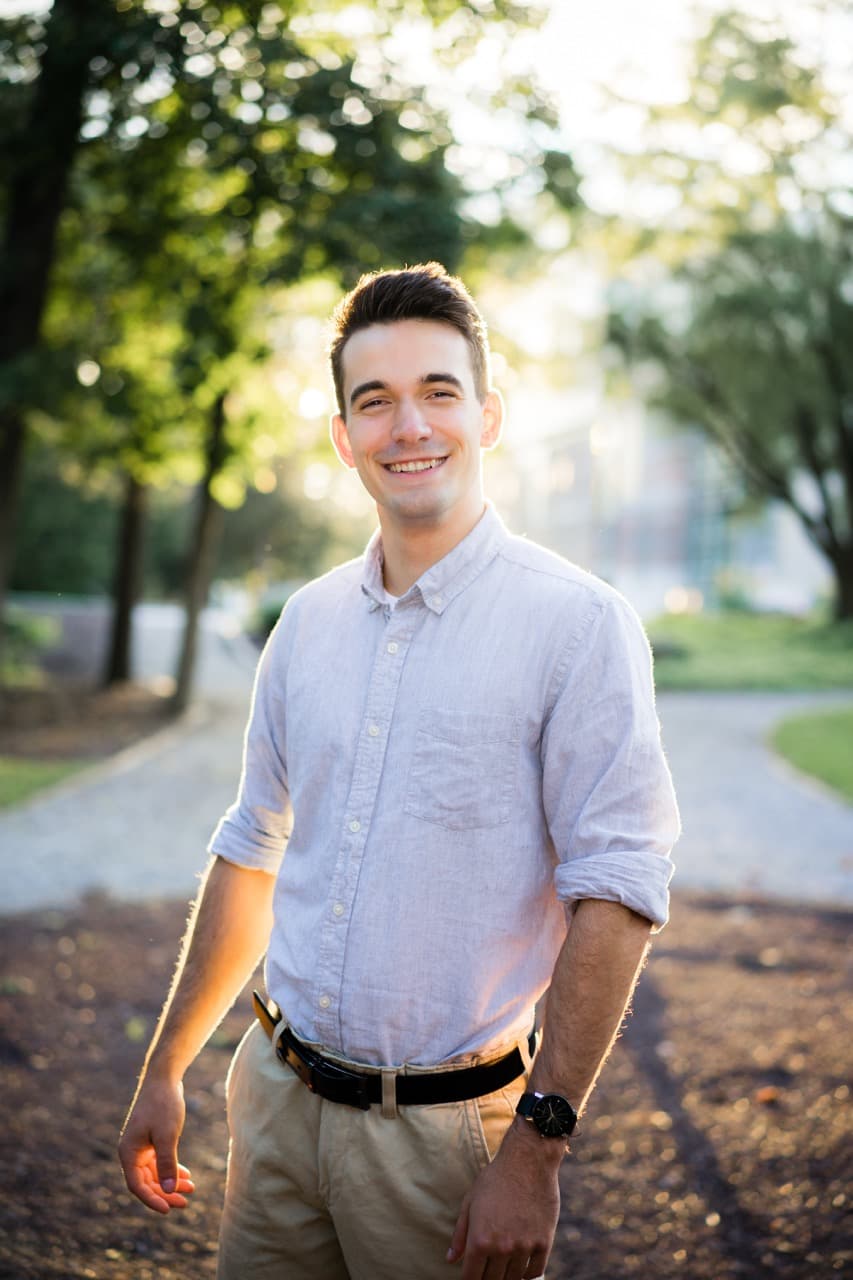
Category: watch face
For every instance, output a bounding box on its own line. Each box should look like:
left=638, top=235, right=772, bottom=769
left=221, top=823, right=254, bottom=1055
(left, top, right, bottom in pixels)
left=531, top=1093, right=576, bottom=1138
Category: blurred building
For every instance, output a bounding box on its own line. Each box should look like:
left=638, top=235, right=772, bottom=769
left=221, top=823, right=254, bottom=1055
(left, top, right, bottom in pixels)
left=501, top=406, right=831, bottom=620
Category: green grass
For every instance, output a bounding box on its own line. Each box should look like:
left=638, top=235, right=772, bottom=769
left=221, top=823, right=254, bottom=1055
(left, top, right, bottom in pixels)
left=771, top=707, right=853, bottom=803
left=0, top=757, right=85, bottom=809
left=649, top=612, right=853, bottom=690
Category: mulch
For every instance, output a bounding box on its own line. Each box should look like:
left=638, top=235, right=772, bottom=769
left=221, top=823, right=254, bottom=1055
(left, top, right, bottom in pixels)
left=0, top=683, right=175, bottom=762
left=0, top=891, right=850, bottom=1280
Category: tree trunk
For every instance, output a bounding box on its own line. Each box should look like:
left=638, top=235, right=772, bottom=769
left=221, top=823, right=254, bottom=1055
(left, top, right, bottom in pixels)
left=0, top=411, right=27, bottom=679
left=172, top=393, right=228, bottom=714
left=831, top=546, right=853, bottom=622
left=0, top=0, right=105, bottom=675
left=103, top=473, right=147, bottom=686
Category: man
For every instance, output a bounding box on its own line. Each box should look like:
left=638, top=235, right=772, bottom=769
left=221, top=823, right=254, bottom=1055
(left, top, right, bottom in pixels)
left=119, top=263, right=680, bottom=1280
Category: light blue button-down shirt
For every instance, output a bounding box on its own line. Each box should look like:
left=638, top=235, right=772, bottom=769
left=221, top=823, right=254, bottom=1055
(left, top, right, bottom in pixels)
left=209, top=505, right=680, bottom=1067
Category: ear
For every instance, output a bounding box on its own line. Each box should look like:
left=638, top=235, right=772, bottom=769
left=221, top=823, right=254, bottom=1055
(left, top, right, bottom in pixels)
left=479, top=389, right=504, bottom=452
left=330, top=412, right=356, bottom=469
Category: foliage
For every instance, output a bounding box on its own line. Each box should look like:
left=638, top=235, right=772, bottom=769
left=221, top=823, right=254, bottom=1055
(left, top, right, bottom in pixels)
left=0, top=0, right=567, bottom=693
left=649, top=611, right=853, bottom=690
left=604, top=6, right=853, bottom=618
left=601, top=9, right=845, bottom=254
left=249, top=584, right=305, bottom=643
left=11, top=444, right=120, bottom=595
left=1, top=605, right=60, bottom=685
left=771, top=706, right=853, bottom=802
left=609, top=214, right=853, bottom=616
left=32, top=5, right=465, bottom=502
left=217, top=471, right=369, bottom=582
left=10, top=441, right=362, bottom=597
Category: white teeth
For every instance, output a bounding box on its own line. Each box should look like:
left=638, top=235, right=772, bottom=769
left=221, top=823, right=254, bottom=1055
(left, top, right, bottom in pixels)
left=387, top=458, right=445, bottom=473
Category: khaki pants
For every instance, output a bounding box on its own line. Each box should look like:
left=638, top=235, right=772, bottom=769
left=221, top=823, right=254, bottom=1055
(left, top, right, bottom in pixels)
left=217, top=1023, right=530, bottom=1280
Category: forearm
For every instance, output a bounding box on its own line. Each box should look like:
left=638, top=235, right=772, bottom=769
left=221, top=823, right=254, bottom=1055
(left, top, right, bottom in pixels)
left=447, top=897, right=656, bottom=1273
left=528, top=897, right=652, bottom=1114
left=141, top=854, right=275, bottom=1086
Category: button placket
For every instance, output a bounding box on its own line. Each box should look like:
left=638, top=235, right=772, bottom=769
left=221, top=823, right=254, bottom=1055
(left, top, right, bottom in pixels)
left=311, top=612, right=418, bottom=1043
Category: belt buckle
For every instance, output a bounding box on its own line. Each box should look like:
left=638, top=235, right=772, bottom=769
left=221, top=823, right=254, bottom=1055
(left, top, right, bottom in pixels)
left=279, top=1030, right=371, bottom=1111
left=313, top=1055, right=371, bottom=1110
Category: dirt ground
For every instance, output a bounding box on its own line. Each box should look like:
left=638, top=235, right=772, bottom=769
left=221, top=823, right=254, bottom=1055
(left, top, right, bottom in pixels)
left=0, top=891, right=850, bottom=1280
left=1, top=678, right=851, bottom=1278
left=0, top=683, right=174, bottom=762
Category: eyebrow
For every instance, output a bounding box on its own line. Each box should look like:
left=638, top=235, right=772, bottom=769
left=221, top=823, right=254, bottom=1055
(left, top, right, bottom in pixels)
left=349, top=372, right=465, bottom=406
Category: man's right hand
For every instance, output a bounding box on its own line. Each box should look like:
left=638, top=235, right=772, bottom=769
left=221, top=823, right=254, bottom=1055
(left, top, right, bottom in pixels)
left=118, top=1077, right=196, bottom=1215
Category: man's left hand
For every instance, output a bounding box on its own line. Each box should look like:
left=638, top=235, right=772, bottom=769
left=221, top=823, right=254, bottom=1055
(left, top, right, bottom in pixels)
left=447, top=1120, right=563, bottom=1280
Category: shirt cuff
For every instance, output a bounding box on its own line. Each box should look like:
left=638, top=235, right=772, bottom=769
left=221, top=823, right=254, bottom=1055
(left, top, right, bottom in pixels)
left=207, top=815, right=286, bottom=876
left=554, top=850, right=674, bottom=930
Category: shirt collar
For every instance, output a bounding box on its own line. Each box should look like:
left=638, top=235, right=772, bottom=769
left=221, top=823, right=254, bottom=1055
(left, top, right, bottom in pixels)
left=360, top=503, right=508, bottom=615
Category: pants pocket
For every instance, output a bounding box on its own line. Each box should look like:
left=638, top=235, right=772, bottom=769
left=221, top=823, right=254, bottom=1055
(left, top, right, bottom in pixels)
left=224, top=1021, right=261, bottom=1126
left=466, top=1080, right=527, bottom=1166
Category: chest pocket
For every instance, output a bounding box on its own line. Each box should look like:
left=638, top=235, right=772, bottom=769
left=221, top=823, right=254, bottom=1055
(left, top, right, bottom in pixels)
left=404, top=709, right=520, bottom=831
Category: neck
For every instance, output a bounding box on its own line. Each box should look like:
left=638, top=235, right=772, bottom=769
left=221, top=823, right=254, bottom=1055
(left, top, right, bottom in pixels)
left=379, top=502, right=487, bottom=595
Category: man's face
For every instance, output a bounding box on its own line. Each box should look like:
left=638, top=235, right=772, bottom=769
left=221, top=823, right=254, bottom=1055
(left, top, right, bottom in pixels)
left=330, top=319, right=502, bottom=535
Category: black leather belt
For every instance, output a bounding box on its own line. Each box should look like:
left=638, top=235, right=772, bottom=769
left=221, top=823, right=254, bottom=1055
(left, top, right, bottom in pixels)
left=253, top=990, right=535, bottom=1112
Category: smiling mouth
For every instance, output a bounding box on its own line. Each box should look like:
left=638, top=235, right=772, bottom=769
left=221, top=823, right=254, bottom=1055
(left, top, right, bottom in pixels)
left=384, top=457, right=448, bottom=474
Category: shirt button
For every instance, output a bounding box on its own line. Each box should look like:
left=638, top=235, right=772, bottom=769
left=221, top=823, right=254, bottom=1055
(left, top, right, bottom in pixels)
left=368, top=723, right=380, bottom=737
left=333, top=902, right=345, bottom=917
left=319, top=994, right=331, bottom=1009
left=348, top=819, right=361, bottom=833
left=429, top=595, right=442, bottom=609
left=386, top=641, right=399, bottom=654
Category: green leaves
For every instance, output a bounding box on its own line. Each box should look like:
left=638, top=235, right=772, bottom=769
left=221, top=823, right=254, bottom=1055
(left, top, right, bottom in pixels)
left=604, top=3, right=853, bottom=616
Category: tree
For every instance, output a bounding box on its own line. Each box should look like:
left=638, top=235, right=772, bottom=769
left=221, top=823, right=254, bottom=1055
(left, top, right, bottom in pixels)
left=604, top=7, right=853, bottom=616
left=69, top=14, right=479, bottom=708
left=0, top=0, right=190, bottom=674
left=2, top=0, right=565, bottom=698
left=609, top=215, right=853, bottom=618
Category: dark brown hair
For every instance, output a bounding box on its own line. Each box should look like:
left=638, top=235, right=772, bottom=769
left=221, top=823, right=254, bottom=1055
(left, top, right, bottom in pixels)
left=328, top=262, right=490, bottom=414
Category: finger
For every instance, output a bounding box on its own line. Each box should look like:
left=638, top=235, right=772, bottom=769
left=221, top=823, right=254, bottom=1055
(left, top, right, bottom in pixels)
left=123, top=1162, right=172, bottom=1215
left=447, top=1199, right=470, bottom=1265
left=506, top=1254, right=535, bottom=1280
left=523, top=1250, right=548, bottom=1279
left=461, top=1245, right=489, bottom=1280
left=154, top=1135, right=180, bottom=1195
left=142, top=1158, right=194, bottom=1206
left=163, top=1170, right=194, bottom=1200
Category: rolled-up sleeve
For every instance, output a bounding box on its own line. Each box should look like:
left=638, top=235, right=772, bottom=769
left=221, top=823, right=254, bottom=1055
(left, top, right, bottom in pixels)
left=542, top=593, right=680, bottom=929
left=207, top=612, right=292, bottom=874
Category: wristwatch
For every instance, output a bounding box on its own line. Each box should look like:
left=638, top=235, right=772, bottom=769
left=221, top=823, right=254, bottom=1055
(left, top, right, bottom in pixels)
left=515, top=1091, right=578, bottom=1139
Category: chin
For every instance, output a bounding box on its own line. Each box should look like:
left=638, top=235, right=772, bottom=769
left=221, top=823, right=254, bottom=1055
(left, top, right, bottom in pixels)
left=386, top=492, right=453, bottom=523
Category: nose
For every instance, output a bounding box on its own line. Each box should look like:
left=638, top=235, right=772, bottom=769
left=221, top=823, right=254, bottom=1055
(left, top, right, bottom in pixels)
left=391, top=396, right=431, bottom=443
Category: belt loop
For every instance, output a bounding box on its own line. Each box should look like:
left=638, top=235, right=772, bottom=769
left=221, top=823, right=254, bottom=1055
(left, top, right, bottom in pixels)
left=381, top=1068, right=398, bottom=1119
left=519, top=1025, right=538, bottom=1074
left=273, top=1021, right=290, bottom=1061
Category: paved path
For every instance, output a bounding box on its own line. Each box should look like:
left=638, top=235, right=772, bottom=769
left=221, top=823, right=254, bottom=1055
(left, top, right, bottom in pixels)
left=658, top=690, right=853, bottom=905
left=1, top=607, right=258, bottom=914
left=2, top=653, right=852, bottom=912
